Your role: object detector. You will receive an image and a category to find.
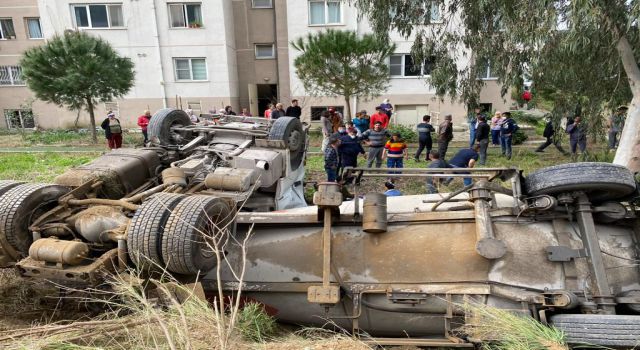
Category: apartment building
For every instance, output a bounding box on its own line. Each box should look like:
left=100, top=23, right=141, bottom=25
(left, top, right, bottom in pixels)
left=0, top=0, right=512, bottom=130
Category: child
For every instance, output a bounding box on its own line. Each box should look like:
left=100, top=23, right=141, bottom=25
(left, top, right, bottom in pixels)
left=324, top=137, right=340, bottom=182
left=383, top=132, right=407, bottom=174
left=384, top=181, right=402, bottom=196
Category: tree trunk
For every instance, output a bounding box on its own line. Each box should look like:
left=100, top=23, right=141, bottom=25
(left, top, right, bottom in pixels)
left=344, top=95, right=352, bottom=123
left=86, top=98, right=98, bottom=144
left=613, top=35, right=640, bottom=172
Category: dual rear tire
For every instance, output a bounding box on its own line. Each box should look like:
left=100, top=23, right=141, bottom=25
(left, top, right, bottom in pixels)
left=127, top=193, right=234, bottom=276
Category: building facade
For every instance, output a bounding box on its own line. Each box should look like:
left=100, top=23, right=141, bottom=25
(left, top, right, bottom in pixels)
left=0, top=0, right=512, bottom=130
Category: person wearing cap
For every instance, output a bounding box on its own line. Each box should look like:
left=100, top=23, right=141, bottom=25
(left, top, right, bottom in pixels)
left=100, top=111, right=123, bottom=150
left=384, top=180, right=402, bottom=196
left=285, top=99, right=302, bottom=119
left=437, top=114, right=454, bottom=160
left=137, top=110, right=151, bottom=145
left=362, top=121, right=391, bottom=168
left=353, top=110, right=370, bottom=133
left=370, top=106, right=390, bottom=129
left=383, top=132, right=408, bottom=174
left=607, top=106, right=627, bottom=149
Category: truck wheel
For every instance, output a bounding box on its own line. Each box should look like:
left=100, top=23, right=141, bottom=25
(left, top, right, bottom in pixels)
left=0, top=181, right=23, bottom=197
left=147, top=108, right=192, bottom=146
left=0, top=184, right=69, bottom=260
left=551, top=314, right=640, bottom=348
left=269, top=117, right=305, bottom=170
left=162, top=195, right=234, bottom=275
left=524, top=162, right=636, bottom=202
left=127, top=193, right=184, bottom=272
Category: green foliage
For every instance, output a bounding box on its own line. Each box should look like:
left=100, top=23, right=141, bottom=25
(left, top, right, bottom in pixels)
left=0, top=152, right=98, bottom=182
left=236, top=302, right=278, bottom=342
left=387, top=124, right=417, bottom=143
left=512, top=129, right=528, bottom=145
left=21, top=130, right=91, bottom=145
left=20, top=31, right=134, bottom=142
left=291, top=30, right=396, bottom=119
left=350, top=0, right=637, bottom=129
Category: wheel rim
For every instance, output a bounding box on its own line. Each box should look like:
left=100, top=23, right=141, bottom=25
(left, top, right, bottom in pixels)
left=288, top=129, right=302, bottom=152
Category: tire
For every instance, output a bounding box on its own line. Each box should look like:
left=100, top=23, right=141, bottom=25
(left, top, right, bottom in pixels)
left=269, top=117, right=305, bottom=170
left=524, top=162, right=637, bottom=202
left=0, top=184, right=69, bottom=260
left=127, top=193, right=184, bottom=272
left=0, top=181, right=23, bottom=197
left=550, top=314, right=640, bottom=348
left=147, top=108, right=192, bottom=146
left=162, top=195, right=234, bottom=275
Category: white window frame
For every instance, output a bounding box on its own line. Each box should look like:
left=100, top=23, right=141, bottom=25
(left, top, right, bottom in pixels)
left=254, top=44, right=275, bottom=59
left=0, top=66, right=25, bottom=86
left=25, top=17, right=43, bottom=39
left=168, top=3, right=203, bottom=28
left=0, top=18, right=16, bottom=40
left=71, top=4, right=125, bottom=29
left=173, top=58, right=208, bottom=81
left=308, top=0, right=343, bottom=26
left=428, top=1, right=442, bottom=23
left=251, top=0, right=273, bottom=9
left=389, top=54, right=432, bottom=78
left=4, top=109, right=35, bottom=129
left=478, top=59, right=498, bottom=80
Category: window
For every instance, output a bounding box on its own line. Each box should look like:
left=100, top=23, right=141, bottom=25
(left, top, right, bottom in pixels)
left=0, top=18, right=16, bottom=39
left=310, top=106, right=344, bottom=121
left=72, top=4, right=124, bottom=28
left=389, top=54, right=434, bottom=77
left=252, top=0, right=272, bottom=8
left=255, top=44, right=275, bottom=59
left=4, top=110, right=35, bottom=129
left=429, top=1, right=441, bottom=22
left=0, top=66, right=24, bottom=86
left=26, top=18, right=43, bottom=39
left=308, top=1, right=341, bottom=25
left=174, top=58, right=207, bottom=81
left=477, top=59, right=498, bottom=79
left=169, top=3, right=202, bottom=28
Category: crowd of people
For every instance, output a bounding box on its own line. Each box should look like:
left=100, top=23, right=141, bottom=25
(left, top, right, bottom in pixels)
left=99, top=101, right=628, bottom=196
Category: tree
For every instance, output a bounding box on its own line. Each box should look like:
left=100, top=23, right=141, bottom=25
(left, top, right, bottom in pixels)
left=351, top=0, right=640, bottom=171
left=21, top=31, right=134, bottom=143
left=291, top=29, right=396, bottom=121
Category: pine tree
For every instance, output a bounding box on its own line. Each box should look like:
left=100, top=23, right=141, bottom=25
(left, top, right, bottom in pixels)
left=291, top=30, right=396, bottom=120
left=21, top=31, right=134, bottom=143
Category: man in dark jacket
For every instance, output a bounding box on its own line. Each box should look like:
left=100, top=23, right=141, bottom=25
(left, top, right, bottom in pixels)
left=338, top=128, right=365, bottom=168
left=475, top=115, right=490, bottom=165
left=500, top=112, right=517, bottom=160
left=566, top=115, right=587, bottom=161
left=437, top=114, right=454, bottom=160
left=425, top=151, right=449, bottom=194
left=415, top=115, right=435, bottom=161
left=285, top=99, right=302, bottom=118
left=535, top=116, right=569, bottom=155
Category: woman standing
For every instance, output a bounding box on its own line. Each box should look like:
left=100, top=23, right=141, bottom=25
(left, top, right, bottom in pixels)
left=490, top=111, right=502, bottom=146
left=101, top=111, right=123, bottom=150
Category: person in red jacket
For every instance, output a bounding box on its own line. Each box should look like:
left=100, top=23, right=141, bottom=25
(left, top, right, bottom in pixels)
left=369, top=106, right=390, bottom=129
left=137, top=110, right=151, bottom=145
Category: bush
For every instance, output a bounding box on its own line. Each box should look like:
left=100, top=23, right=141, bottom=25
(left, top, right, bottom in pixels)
left=387, top=124, right=417, bottom=143
left=512, top=129, right=528, bottom=145
left=237, top=302, right=277, bottom=342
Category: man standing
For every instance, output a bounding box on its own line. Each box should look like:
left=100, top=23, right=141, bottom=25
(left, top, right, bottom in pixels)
left=607, top=106, right=627, bottom=149
left=566, top=115, right=587, bottom=161
left=369, top=106, right=390, bottom=129
left=137, top=109, right=151, bottom=145
left=338, top=127, right=365, bottom=168
left=467, top=107, right=481, bottom=147
left=437, top=114, right=454, bottom=160
left=415, top=115, right=435, bottom=161
left=475, top=115, right=490, bottom=165
left=362, top=121, right=390, bottom=168
left=448, top=144, right=480, bottom=187
left=535, top=116, right=568, bottom=155
left=271, top=103, right=286, bottom=119
left=285, top=99, right=302, bottom=119
left=500, top=112, right=517, bottom=160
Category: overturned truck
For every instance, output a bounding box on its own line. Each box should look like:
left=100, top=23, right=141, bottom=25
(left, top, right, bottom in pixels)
left=0, top=108, right=639, bottom=348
